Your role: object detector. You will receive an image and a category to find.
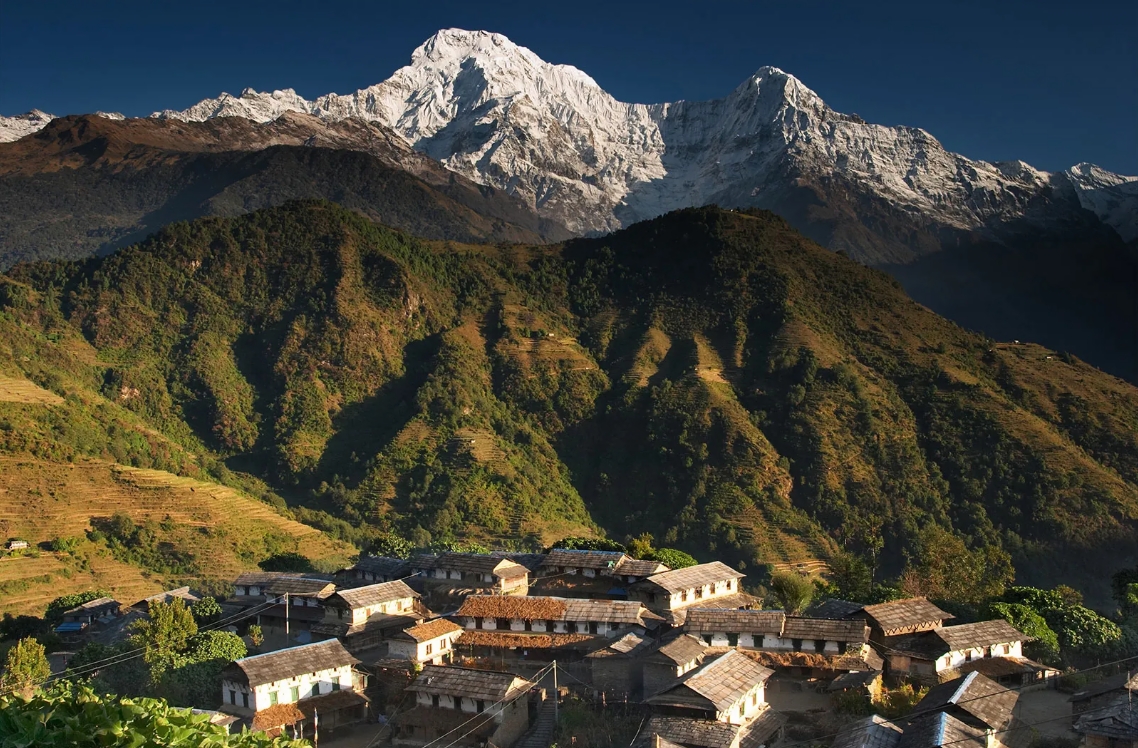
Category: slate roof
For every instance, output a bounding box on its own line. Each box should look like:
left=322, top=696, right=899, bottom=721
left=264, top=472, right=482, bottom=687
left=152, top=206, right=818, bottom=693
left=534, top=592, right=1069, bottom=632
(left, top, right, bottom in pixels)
left=264, top=577, right=336, bottom=598
left=909, top=672, right=1018, bottom=731
left=615, top=558, right=671, bottom=577
left=491, top=552, right=547, bottom=572
left=829, top=670, right=883, bottom=692
left=407, top=665, right=532, bottom=702
left=586, top=633, right=649, bottom=659
left=411, top=552, right=529, bottom=579
left=859, top=598, right=952, bottom=633
left=456, top=595, right=657, bottom=624
left=350, top=555, right=409, bottom=577
left=633, top=711, right=785, bottom=748
left=394, top=618, right=463, bottom=643
left=1074, top=693, right=1138, bottom=740
left=743, top=648, right=883, bottom=673
left=134, top=586, right=200, bottom=609
left=782, top=616, right=870, bottom=643
left=809, top=599, right=866, bottom=619
left=1070, top=672, right=1138, bottom=702
left=830, top=715, right=903, bottom=748
left=647, top=650, right=773, bottom=712
left=543, top=548, right=629, bottom=570
left=295, top=689, right=368, bottom=720
left=646, top=634, right=708, bottom=666
left=684, top=609, right=785, bottom=635
left=233, top=571, right=331, bottom=588
left=638, top=562, right=745, bottom=593
left=898, top=712, right=987, bottom=748
left=935, top=620, right=1027, bottom=652
left=395, top=705, right=498, bottom=739
left=330, top=580, right=418, bottom=610
left=954, top=656, right=1055, bottom=680
left=64, top=597, right=120, bottom=615
left=227, top=640, right=359, bottom=687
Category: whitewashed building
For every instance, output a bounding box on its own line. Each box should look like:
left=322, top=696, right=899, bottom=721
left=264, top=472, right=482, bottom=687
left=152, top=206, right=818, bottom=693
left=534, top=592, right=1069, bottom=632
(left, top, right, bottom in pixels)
left=388, top=618, right=464, bottom=665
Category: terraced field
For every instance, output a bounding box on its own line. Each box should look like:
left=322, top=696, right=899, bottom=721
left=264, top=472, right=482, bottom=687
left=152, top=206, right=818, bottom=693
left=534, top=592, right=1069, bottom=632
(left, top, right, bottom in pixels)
left=0, top=375, right=64, bottom=405
left=0, top=457, right=355, bottom=614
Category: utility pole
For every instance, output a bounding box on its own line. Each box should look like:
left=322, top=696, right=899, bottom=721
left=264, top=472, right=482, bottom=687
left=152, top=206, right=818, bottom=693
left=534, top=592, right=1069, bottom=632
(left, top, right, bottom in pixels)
left=284, top=593, right=290, bottom=642
left=552, top=660, right=558, bottom=728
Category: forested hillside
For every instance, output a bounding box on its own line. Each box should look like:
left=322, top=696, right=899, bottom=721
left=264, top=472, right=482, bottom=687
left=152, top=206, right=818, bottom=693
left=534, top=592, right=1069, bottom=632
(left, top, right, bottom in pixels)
left=3, top=202, right=1136, bottom=603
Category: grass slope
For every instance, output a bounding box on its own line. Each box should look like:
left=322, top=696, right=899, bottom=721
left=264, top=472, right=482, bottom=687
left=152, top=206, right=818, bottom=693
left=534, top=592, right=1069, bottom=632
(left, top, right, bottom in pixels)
left=2, top=202, right=1135, bottom=604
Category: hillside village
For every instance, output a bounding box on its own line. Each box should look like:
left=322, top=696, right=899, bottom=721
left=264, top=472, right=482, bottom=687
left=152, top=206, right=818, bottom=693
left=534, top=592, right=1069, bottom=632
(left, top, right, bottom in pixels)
left=4, top=545, right=1132, bottom=748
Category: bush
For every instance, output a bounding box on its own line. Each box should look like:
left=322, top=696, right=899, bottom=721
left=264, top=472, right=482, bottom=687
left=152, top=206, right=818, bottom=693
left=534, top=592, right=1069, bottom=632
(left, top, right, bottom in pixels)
left=257, top=552, right=316, bottom=573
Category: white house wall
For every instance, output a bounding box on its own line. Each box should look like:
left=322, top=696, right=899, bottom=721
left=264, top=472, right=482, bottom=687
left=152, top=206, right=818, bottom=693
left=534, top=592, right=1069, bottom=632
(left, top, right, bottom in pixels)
left=222, top=664, right=353, bottom=712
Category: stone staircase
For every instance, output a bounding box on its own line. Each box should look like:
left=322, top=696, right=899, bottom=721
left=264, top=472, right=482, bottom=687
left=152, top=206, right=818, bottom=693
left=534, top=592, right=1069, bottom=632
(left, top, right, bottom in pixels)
left=515, top=696, right=558, bottom=748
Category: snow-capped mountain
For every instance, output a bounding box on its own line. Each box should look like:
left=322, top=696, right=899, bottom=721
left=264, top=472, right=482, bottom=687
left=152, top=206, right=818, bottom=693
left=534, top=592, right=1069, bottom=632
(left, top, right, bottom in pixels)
left=2, top=29, right=1134, bottom=253
left=140, top=29, right=1135, bottom=249
left=0, top=110, right=56, bottom=143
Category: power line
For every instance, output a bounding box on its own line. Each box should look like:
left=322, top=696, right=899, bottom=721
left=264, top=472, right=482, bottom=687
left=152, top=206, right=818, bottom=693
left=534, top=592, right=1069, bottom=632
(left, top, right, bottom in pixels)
left=420, top=662, right=557, bottom=748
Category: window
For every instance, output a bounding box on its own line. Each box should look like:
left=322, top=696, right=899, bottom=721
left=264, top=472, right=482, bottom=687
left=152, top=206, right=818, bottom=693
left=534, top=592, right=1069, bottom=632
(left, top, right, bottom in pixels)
left=589, top=622, right=599, bottom=634
left=703, top=635, right=713, bottom=646
left=426, top=643, right=433, bottom=655
left=496, top=618, right=509, bottom=630
left=727, top=633, right=739, bottom=647
left=477, top=700, right=486, bottom=713
left=269, top=691, right=278, bottom=706
left=229, top=690, right=237, bottom=705
left=432, top=695, right=440, bottom=708
left=965, top=650, right=973, bottom=662
left=242, top=692, right=249, bottom=709
left=312, top=683, right=321, bottom=697
left=792, top=639, right=803, bottom=651
left=814, top=640, right=826, bottom=652
left=476, top=618, right=484, bottom=629
left=546, top=620, right=556, bottom=632
left=290, top=686, right=299, bottom=703
left=524, top=620, right=533, bottom=631
left=332, top=682, right=340, bottom=692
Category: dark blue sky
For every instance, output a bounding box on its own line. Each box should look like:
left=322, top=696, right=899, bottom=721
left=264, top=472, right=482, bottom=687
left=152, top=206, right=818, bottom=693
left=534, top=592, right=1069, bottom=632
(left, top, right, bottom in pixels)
left=1, top=0, right=1135, bottom=173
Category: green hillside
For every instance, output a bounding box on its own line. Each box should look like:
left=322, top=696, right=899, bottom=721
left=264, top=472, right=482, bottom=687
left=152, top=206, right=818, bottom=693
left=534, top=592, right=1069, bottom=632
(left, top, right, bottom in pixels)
left=3, top=201, right=1136, bottom=603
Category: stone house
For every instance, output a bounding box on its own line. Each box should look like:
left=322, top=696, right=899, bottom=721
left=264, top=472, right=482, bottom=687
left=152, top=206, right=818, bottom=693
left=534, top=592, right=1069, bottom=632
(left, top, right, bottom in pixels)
left=1071, top=672, right=1138, bottom=725
left=540, top=548, right=630, bottom=578
left=851, top=598, right=953, bottom=641
left=1074, top=693, right=1138, bottom=748
left=220, top=639, right=368, bottom=739
left=642, top=635, right=709, bottom=698
left=388, top=618, right=464, bottom=666
left=311, top=579, right=424, bottom=653
left=646, top=650, right=774, bottom=725
left=632, top=713, right=787, bottom=748
left=906, top=672, right=1018, bottom=748
left=830, top=714, right=902, bottom=748
left=586, top=632, right=650, bottom=699
left=395, top=665, right=533, bottom=747
left=410, top=552, right=530, bottom=595
left=131, top=586, right=200, bottom=612
left=883, top=620, right=1031, bottom=684
left=339, top=555, right=409, bottom=586
left=54, top=596, right=122, bottom=642
left=631, top=562, right=749, bottom=624
left=898, top=712, right=989, bottom=748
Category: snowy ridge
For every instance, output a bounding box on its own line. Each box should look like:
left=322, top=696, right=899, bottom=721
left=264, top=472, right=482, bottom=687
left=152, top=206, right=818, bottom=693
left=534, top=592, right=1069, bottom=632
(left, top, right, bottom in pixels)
left=3, top=29, right=1134, bottom=241
left=0, top=110, right=55, bottom=143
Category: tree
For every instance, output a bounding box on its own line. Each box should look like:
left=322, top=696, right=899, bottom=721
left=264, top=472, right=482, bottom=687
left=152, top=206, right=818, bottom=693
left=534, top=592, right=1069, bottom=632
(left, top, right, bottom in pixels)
left=163, top=631, right=247, bottom=708
left=190, top=596, right=222, bottom=625
left=257, top=552, right=315, bottom=573
left=363, top=532, right=413, bottom=559
left=1000, top=586, right=1123, bottom=657
left=546, top=537, right=626, bottom=553
left=822, top=551, right=873, bottom=602
left=43, top=590, right=110, bottom=625
left=769, top=571, right=815, bottom=615
left=247, top=625, right=264, bottom=649
left=986, top=602, right=1060, bottom=662
left=130, top=598, right=198, bottom=681
left=901, top=526, right=1013, bottom=603
left=1, top=637, right=50, bottom=697
left=648, top=548, right=699, bottom=569
left=626, top=533, right=654, bottom=559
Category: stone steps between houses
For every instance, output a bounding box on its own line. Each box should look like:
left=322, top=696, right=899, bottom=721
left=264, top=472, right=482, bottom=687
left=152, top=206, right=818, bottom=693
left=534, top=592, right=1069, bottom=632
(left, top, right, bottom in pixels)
left=515, top=698, right=557, bottom=748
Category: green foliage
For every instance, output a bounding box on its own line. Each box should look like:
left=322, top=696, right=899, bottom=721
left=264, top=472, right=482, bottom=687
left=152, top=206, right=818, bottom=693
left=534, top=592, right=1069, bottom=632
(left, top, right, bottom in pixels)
left=257, top=552, right=316, bottom=573
left=363, top=532, right=414, bottom=559
left=986, top=602, right=1060, bottom=662
left=647, top=548, right=699, bottom=569
left=247, top=625, right=264, bottom=649
left=0, top=681, right=306, bottom=747
left=769, top=571, right=815, bottom=615
left=48, top=536, right=80, bottom=553
left=820, top=551, right=873, bottom=602
left=902, top=526, right=1014, bottom=604
left=547, top=537, right=626, bottom=552
left=873, top=682, right=928, bottom=718
left=190, top=597, right=222, bottom=626
left=1000, top=586, right=1122, bottom=656
left=130, top=599, right=198, bottom=681
left=0, top=637, right=50, bottom=696
left=43, top=591, right=110, bottom=625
